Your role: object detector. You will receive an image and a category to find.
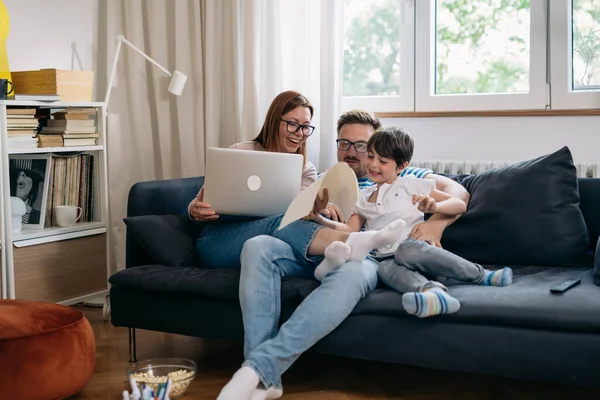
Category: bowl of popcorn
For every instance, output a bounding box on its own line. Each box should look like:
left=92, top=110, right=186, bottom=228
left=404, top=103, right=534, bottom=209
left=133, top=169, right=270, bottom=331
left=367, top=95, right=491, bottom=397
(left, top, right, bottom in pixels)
left=128, top=358, right=197, bottom=399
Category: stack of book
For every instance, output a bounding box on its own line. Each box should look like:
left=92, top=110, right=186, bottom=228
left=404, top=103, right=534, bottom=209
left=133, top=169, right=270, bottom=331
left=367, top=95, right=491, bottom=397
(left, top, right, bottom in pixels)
left=38, top=107, right=98, bottom=147
left=6, top=108, right=39, bottom=149
left=45, top=153, right=96, bottom=227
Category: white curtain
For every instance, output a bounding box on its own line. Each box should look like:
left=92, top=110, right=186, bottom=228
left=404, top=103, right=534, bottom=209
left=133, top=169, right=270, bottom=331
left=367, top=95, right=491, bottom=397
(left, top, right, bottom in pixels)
left=237, top=0, right=344, bottom=171
left=97, top=0, right=344, bottom=273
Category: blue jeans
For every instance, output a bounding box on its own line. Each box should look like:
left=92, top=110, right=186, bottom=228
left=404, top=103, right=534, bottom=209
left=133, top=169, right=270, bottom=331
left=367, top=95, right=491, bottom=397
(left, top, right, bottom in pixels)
left=195, top=214, right=324, bottom=269
left=239, top=235, right=379, bottom=389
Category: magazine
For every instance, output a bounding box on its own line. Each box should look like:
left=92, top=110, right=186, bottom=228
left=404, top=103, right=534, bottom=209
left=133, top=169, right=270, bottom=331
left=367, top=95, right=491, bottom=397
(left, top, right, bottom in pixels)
left=278, top=162, right=359, bottom=230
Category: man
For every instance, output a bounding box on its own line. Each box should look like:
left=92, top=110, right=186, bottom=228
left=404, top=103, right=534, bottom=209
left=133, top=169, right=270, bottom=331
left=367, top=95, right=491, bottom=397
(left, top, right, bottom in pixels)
left=217, top=110, right=469, bottom=400
left=324, top=109, right=469, bottom=247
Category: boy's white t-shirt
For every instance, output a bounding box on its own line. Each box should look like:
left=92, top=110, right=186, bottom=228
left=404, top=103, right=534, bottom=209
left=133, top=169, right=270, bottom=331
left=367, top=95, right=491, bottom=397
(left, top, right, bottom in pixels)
left=354, top=175, right=435, bottom=257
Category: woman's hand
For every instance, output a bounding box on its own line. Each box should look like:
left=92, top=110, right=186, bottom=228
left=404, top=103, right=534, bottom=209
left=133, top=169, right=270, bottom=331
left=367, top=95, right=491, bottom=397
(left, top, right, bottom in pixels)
left=412, top=194, right=437, bottom=214
left=190, top=188, right=220, bottom=221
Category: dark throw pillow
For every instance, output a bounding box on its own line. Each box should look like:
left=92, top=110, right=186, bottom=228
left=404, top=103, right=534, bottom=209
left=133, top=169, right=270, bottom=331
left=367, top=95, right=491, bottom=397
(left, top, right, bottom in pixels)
left=441, top=146, right=591, bottom=266
left=123, top=214, right=201, bottom=267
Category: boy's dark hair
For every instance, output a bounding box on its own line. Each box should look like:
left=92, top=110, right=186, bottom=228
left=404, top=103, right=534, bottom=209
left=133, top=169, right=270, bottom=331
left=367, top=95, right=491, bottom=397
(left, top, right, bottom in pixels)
left=367, top=126, right=414, bottom=166
left=337, top=109, right=381, bottom=135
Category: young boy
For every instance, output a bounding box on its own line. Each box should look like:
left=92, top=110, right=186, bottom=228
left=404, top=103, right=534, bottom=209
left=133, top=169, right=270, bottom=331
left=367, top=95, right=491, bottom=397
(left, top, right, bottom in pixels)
left=303, top=126, right=512, bottom=318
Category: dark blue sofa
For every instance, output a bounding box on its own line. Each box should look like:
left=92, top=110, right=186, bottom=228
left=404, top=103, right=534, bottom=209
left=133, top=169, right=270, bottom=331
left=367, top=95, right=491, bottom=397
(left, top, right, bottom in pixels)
left=109, top=147, right=600, bottom=387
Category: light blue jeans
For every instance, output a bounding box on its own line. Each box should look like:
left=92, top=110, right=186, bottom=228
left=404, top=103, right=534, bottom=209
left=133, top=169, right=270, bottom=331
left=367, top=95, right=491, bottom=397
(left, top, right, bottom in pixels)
left=195, top=214, right=323, bottom=269
left=239, top=235, right=379, bottom=389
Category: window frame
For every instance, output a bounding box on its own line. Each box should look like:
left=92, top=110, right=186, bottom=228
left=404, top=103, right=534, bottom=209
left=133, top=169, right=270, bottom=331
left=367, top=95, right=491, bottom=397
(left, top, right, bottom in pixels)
left=550, top=0, right=600, bottom=109
left=341, top=0, right=415, bottom=113
left=414, top=0, right=548, bottom=112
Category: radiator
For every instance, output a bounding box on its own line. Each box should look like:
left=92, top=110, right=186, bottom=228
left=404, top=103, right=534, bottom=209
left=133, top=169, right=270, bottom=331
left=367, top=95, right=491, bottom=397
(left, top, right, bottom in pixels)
left=411, top=160, right=600, bottom=178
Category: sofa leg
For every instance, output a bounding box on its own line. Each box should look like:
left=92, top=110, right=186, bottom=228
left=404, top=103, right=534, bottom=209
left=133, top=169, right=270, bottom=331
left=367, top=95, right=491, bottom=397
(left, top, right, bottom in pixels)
left=129, top=328, right=137, bottom=363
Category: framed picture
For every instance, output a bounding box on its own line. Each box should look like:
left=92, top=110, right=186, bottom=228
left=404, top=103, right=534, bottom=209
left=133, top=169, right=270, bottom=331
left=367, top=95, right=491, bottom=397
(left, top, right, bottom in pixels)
left=9, top=154, right=51, bottom=228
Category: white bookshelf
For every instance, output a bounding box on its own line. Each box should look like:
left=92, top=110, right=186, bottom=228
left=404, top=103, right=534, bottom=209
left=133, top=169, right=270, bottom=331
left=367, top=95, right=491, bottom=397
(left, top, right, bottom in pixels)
left=0, top=100, right=110, bottom=303
left=9, top=145, right=104, bottom=155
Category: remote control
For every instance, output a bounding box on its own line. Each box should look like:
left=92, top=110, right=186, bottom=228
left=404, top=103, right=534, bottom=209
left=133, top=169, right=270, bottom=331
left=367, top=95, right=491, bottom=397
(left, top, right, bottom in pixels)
left=550, top=278, right=581, bottom=294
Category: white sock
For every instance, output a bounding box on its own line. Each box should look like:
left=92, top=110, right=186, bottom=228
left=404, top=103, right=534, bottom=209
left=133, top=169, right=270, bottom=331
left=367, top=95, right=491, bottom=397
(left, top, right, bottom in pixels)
left=217, top=366, right=260, bottom=400
left=314, top=241, right=351, bottom=281
left=251, top=386, right=283, bottom=400
left=346, top=219, right=406, bottom=261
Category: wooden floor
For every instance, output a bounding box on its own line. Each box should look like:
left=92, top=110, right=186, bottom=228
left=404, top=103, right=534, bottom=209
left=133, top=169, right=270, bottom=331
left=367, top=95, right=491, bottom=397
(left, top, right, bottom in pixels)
left=71, top=306, right=599, bottom=400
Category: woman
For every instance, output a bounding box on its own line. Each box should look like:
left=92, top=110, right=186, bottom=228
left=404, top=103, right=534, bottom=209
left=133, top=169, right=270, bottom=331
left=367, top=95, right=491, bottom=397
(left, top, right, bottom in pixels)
left=189, top=90, right=324, bottom=269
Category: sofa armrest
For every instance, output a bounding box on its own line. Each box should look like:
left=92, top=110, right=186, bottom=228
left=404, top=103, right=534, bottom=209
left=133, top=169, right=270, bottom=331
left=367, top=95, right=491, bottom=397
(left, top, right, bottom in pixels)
left=127, top=176, right=205, bottom=217
left=126, top=177, right=203, bottom=268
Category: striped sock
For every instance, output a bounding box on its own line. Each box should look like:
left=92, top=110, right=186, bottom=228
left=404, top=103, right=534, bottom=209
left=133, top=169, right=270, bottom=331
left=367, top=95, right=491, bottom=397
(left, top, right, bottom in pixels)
left=402, top=288, right=460, bottom=318
left=480, top=267, right=513, bottom=287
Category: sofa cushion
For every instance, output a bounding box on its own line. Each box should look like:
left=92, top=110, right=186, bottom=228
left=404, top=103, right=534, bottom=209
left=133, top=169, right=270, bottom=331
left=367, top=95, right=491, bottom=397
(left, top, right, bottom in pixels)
left=123, top=215, right=201, bottom=267
left=108, top=265, right=319, bottom=304
left=354, top=266, right=600, bottom=333
left=441, top=146, right=591, bottom=266
left=109, top=263, right=600, bottom=333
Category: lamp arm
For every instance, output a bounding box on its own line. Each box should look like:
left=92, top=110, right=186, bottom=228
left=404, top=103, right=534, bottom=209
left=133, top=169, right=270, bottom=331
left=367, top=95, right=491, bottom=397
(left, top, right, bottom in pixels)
left=119, top=36, right=172, bottom=77
left=104, top=35, right=173, bottom=110
left=104, top=35, right=123, bottom=108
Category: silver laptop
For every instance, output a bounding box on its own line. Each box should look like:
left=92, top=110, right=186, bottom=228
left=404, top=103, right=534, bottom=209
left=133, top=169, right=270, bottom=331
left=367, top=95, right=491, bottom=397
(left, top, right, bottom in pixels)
left=202, top=147, right=304, bottom=217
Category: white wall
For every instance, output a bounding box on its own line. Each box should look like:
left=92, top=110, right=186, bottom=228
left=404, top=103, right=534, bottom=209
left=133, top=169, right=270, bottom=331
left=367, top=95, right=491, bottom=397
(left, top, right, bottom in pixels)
left=4, top=0, right=97, bottom=72
left=383, top=115, right=600, bottom=164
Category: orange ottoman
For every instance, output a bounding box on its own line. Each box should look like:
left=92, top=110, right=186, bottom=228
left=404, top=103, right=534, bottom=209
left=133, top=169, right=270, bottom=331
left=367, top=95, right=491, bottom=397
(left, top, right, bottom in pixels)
left=0, top=300, right=95, bottom=400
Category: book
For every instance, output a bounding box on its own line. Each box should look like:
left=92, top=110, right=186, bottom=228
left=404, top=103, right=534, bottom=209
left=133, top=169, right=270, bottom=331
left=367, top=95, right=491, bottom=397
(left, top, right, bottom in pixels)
left=278, top=162, right=359, bottom=230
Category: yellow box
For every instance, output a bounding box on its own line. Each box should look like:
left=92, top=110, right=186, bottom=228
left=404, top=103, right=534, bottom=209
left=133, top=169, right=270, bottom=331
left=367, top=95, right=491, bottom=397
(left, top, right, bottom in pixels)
left=11, top=69, right=94, bottom=102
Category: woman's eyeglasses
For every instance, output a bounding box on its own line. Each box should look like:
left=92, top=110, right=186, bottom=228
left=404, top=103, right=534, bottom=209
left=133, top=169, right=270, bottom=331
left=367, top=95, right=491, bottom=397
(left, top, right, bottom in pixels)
left=281, top=119, right=315, bottom=137
left=336, top=139, right=368, bottom=153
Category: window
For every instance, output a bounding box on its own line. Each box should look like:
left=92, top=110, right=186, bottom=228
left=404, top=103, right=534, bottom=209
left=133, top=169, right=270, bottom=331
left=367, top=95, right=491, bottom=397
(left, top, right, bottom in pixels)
left=415, top=0, right=547, bottom=111
left=551, top=0, right=600, bottom=109
left=342, top=0, right=600, bottom=112
left=341, top=0, right=414, bottom=112
left=434, top=1, right=530, bottom=95
left=572, top=0, right=600, bottom=90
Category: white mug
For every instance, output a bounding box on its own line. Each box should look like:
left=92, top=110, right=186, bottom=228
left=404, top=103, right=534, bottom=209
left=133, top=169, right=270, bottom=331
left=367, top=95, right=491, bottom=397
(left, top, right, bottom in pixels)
left=55, top=205, right=83, bottom=227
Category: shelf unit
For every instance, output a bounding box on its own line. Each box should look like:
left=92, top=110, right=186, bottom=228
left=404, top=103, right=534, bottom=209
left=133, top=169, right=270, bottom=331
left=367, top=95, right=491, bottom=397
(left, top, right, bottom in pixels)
left=0, top=100, right=110, bottom=304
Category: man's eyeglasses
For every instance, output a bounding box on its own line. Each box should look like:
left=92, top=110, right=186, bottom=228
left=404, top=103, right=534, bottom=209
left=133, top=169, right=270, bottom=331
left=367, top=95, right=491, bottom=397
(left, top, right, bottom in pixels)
left=281, top=119, right=315, bottom=137
left=336, top=139, right=368, bottom=153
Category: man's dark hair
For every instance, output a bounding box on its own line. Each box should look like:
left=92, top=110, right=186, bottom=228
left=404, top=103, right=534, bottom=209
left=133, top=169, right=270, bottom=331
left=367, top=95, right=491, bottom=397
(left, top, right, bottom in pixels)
left=337, top=109, right=381, bottom=135
left=367, top=126, right=414, bottom=166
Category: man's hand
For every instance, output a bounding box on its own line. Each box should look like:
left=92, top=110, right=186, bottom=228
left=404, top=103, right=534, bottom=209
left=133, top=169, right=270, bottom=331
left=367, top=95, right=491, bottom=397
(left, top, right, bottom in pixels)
left=189, top=188, right=219, bottom=221
left=412, top=194, right=437, bottom=214
left=409, top=219, right=447, bottom=248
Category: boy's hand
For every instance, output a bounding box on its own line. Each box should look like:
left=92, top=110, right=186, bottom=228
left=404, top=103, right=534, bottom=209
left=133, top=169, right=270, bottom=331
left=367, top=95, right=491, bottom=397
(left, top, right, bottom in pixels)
left=304, top=210, right=326, bottom=225
left=412, top=194, right=437, bottom=214
left=313, top=188, right=329, bottom=213
left=318, top=203, right=345, bottom=222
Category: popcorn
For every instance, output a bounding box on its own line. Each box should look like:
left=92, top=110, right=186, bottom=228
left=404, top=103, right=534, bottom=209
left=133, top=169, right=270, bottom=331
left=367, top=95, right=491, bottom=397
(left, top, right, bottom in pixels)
left=129, top=369, right=194, bottom=399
